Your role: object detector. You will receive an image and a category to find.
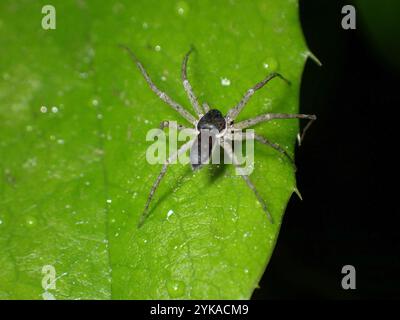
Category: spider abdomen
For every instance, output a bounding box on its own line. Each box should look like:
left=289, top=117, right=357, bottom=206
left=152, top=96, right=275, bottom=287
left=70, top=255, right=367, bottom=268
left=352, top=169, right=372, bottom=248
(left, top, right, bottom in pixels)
left=191, top=109, right=226, bottom=170
left=190, top=132, right=218, bottom=170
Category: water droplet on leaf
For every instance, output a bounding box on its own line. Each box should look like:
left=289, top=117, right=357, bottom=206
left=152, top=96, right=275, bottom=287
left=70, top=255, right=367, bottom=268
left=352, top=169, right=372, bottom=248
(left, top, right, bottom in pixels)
left=262, top=57, right=279, bottom=71
left=176, top=2, right=189, bottom=16
left=221, top=77, right=231, bottom=86
left=166, top=280, right=186, bottom=298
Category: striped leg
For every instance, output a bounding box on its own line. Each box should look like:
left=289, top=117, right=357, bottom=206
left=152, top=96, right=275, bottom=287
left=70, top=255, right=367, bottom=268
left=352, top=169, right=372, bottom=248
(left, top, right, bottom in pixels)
left=139, top=139, right=194, bottom=227
left=181, top=47, right=204, bottom=116
left=226, top=72, right=290, bottom=123
left=120, top=44, right=197, bottom=124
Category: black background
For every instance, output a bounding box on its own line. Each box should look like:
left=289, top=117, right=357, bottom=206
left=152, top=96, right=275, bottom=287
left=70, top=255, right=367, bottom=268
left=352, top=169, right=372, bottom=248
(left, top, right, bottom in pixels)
left=253, top=0, right=400, bottom=299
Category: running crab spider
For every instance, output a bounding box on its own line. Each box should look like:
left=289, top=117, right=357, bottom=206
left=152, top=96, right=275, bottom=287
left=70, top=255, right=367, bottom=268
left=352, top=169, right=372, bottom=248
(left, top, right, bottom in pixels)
left=121, top=45, right=316, bottom=227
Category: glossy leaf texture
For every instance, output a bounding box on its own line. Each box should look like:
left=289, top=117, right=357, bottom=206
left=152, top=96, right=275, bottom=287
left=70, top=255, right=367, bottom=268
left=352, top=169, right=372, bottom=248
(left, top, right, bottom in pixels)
left=0, top=0, right=309, bottom=299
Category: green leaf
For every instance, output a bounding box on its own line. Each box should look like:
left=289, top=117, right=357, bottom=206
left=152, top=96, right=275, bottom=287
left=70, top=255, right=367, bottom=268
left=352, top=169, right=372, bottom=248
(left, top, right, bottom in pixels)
left=0, top=0, right=308, bottom=299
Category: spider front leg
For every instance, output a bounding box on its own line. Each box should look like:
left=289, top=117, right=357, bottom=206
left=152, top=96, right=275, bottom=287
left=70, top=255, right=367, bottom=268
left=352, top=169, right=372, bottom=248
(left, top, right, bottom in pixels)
left=234, top=113, right=317, bottom=145
left=120, top=44, right=197, bottom=125
left=202, top=102, right=210, bottom=113
left=221, top=138, right=274, bottom=223
left=226, top=72, right=290, bottom=123
left=138, top=139, right=194, bottom=228
left=181, top=47, right=204, bottom=117
left=226, top=131, right=296, bottom=171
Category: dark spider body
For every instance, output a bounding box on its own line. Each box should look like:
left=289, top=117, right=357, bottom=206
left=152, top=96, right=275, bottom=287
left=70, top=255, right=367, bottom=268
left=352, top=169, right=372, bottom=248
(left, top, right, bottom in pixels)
left=197, top=109, right=226, bottom=132
left=190, top=109, right=226, bottom=170
left=191, top=109, right=227, bottom=170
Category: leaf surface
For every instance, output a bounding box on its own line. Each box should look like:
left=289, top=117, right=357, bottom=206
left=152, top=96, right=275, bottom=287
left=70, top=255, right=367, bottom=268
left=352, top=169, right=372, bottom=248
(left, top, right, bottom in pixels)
left=0, top=0, right=308, bottom=299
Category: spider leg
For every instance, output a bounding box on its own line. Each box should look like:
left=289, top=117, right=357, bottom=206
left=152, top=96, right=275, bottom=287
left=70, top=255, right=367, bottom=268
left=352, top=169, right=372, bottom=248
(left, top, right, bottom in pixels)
left=182, top=47, right=204, bottom=116
left=227, top=131, right=296, bottom=171
left=240, top=174, right=274, bottom=223
left=202, top=102, right=210, bottom=113
left=226, top=72, right=290, bottom=123
left=233, top=113, right=316, bottom=145
left=297, top=116, right=316, bottom=146
left=221, top=139, right=274, bottom=223
left=138, top=139, right=194, bottom=227
left=160, top=120, right=187, bottom=131
left=120, top=44, right=197, bottom=125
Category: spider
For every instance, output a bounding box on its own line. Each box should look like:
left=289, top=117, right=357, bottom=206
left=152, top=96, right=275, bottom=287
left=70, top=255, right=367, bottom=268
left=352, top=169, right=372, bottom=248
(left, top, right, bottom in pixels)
left=121, top=45, right=316, bottom=227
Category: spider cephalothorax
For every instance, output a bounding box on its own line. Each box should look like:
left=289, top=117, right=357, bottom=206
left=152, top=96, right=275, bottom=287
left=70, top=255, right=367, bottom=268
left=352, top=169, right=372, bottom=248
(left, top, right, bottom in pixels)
left=197, top=109, right=226, bottom=132
left=121, top=45, right=316, bottom=227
